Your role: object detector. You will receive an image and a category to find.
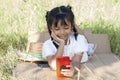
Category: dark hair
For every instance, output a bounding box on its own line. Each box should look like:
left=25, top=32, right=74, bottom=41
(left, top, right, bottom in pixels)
left=45, top=5, right=78, bottom=40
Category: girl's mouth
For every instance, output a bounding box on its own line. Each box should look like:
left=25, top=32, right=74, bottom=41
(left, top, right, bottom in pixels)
left=58, top=36, right=65, bottom=39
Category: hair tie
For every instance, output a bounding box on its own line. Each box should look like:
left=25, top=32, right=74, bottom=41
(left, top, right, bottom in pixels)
left=58, top=8, right=62, bottom=13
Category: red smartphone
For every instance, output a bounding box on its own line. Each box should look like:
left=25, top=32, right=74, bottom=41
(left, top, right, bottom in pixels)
left=56, top=56, right=70, bottom=77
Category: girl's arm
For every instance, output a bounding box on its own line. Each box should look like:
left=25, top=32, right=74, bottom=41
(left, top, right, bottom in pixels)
left=46, top=42, right=65, bottom=70
left=46, top=31, right=65, bottom=70
left=71, top=52, right=83, bottom=74
left=60, top=52, right=83, bottom=77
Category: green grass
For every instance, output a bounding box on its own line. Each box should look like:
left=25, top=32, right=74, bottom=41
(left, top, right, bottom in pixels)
left=0, top=0, right=120, bottom=79
left=80, top=18, right=120, bottom=55
left=0, top=52, right=18, bottom=80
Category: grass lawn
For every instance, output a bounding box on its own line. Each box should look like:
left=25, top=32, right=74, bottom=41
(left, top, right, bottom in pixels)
left=0, top=0, right=120, bottom=79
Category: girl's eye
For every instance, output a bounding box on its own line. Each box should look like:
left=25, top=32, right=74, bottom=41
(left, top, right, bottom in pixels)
left=54, top=28, right=59, bottom=30
left=64, top=27, right=69, bottom=29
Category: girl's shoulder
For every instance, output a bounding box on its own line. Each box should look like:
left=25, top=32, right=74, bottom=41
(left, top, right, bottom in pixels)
left=69, top=33, right=87, bottom=44
left=70, top=32, right=86, bottom=40
left=77, top=34, right=86, bottom=39
left=43, top=38, right=53, bottom=46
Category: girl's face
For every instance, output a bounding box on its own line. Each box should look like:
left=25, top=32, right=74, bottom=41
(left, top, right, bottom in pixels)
left=51, top=20, right=72, bottom=43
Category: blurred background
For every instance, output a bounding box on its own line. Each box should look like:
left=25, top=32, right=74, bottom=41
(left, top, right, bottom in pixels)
left=0, top=0, right=120, bottom=79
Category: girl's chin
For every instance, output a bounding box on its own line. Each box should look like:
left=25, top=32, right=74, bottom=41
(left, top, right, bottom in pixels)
left=62, top=38, right=66, bottom=40
left=59, top=38, right=65, bottom=40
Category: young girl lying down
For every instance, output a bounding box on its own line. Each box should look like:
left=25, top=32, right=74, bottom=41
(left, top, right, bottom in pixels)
left=42, top=5, right=96, bottom=77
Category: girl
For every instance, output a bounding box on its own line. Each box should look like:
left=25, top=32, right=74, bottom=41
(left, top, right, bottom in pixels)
left=42, top=5, right=89, bottom=77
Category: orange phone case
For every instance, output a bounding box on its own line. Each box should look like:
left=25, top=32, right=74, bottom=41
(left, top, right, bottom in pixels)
left=56, top=56, right=70, bottom=77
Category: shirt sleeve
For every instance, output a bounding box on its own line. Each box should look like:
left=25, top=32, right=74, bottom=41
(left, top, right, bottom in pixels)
left=73, top=35, right=88, bottom=54
left=42, top=40, right=56, bottom=58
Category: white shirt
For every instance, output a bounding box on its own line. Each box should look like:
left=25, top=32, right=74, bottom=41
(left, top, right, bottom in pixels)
left=42, top=33, right=88, bottom=63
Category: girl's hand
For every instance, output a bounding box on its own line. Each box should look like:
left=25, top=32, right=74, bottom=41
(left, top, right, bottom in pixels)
left=51, top=31, right=65, bottom=44
left=61, top=65, right=74, bottom=77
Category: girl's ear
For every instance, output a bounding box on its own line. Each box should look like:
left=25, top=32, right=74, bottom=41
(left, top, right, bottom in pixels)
left=50, top=28, right=53, bottom=33
left=50, top=27, right=53, bottom=31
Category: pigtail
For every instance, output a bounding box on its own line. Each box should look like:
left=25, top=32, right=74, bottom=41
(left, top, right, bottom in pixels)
left=45, top=11, right=49, bottom=20
left=73, top=26, right=78, bottom=40
left=46, top=11, right=52, bottom=36
left=66, top=5, right=78, bottom=40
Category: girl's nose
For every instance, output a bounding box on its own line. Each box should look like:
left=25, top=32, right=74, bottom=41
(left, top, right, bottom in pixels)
left=60, top=29, right=65, bottom=34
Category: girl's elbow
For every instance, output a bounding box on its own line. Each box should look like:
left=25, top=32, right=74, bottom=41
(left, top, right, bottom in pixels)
left=48, top=59, right=57, bottom=70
